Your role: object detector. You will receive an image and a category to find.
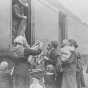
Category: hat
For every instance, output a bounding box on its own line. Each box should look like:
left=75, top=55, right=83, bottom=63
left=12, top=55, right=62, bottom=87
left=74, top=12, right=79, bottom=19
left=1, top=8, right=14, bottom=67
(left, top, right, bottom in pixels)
left=68, top=39, right=78, bottom=48
left=18, top=0, right=28, bottom=7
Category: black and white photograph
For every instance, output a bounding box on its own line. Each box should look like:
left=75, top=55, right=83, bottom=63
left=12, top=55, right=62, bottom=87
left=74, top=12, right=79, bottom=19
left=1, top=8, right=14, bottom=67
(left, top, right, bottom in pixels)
left=0, top=0, right=87, bottom=88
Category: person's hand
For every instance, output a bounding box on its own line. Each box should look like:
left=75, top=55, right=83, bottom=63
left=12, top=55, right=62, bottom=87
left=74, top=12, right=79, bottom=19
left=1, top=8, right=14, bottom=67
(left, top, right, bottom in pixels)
left=25, top=3, right=28, bottom=7
left=23, top=16, right=27, bottom=19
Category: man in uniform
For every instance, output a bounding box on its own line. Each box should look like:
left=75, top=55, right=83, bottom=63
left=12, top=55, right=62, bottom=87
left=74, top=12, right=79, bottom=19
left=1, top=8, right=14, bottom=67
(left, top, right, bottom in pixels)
left=12, top=0, right=28, bottom=43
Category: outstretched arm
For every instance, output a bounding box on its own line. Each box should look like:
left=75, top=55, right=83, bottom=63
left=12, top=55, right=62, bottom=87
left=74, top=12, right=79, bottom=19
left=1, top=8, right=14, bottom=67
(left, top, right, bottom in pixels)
left=24, top=48, right=42, bottom=56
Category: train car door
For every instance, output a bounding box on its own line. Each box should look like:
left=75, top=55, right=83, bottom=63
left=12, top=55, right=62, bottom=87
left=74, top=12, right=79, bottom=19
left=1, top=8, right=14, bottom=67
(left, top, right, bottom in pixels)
left=0, top=0, right=11, bottom=49
left=12, top=0, right=31, bottom=46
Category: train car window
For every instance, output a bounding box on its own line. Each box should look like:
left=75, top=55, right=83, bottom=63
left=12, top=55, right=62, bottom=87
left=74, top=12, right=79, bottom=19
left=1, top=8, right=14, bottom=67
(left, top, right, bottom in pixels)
left=59, top=11, right=67, bottom=44
left=12, top=0, right=31, bottom=46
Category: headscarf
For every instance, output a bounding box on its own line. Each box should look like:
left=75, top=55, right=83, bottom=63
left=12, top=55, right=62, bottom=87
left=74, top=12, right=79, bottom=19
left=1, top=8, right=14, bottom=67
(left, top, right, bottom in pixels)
left=14, top=35, right=29, bottom=48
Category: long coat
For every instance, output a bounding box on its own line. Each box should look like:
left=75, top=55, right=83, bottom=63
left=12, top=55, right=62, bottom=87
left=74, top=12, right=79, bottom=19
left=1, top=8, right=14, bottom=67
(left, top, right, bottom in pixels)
left=61, top=52, right=77, bottom=88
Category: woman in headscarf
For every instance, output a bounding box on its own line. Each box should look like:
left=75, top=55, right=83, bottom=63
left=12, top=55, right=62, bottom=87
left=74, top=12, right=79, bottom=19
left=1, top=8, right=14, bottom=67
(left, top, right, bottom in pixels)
left=61, top=39, right=78, bottom=88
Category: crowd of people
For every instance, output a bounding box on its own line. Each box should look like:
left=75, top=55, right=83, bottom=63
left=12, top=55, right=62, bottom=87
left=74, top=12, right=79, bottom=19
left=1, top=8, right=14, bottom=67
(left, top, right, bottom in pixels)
left=0, top=33, right=86, bottom=88
left=0, top=0, right=85, bottom=88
